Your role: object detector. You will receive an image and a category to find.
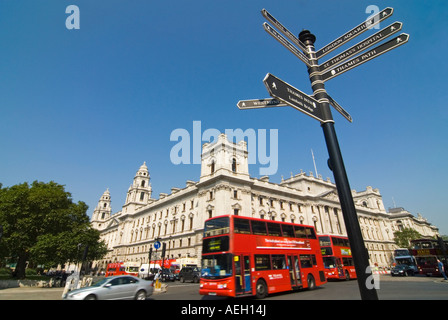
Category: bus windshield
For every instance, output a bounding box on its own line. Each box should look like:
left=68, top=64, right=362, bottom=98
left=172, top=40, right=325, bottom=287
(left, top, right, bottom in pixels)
left=323, top=257, right=337, bottom=268
left=204, top=217, right=230, bottom=237
left=201, top=253, right=233, bottom=279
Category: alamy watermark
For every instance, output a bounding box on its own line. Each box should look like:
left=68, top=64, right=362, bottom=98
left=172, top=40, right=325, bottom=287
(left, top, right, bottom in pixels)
left=170, top=121, right=278, bottom=176
left=66, top=5, right=80, bottom=30
left=365, top=266, right=380, bottom=290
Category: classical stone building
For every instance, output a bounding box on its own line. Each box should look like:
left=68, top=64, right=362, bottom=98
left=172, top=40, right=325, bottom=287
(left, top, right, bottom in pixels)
left=91, top=134, right=439, bottom=271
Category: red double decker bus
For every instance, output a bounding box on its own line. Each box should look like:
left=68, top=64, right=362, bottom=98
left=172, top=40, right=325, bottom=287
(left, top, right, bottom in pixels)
left=199, top=215, right=326, bottom=298
left=410, top=238, right=448, bottom=276
left=105, top=262, right=139, bottom=277
left=318, top=235, right=357, bottom=280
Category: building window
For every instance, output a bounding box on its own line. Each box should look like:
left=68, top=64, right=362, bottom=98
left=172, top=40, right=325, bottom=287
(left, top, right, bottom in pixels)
left=208, top=210, right=213, bottom=219
left=234, top=209, right=239, bottom=216
left=140, top=192, right=145, bottom=201
left=141, top=180, right=145, bottom=187
left=233, top=190, right=238, bottom=199
left=232, top=158, right=237, bottom=172
left=211, top=161, right=215, bottom=174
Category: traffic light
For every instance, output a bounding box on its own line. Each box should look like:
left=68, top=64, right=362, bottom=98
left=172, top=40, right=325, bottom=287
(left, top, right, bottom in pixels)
left=161, top=242, right=166, bottom=258
left=148, top=246, right=153, bottom=261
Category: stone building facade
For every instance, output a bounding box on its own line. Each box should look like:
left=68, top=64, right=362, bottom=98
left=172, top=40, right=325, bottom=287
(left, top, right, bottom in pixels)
left=91, top=134, right=439, bottom=271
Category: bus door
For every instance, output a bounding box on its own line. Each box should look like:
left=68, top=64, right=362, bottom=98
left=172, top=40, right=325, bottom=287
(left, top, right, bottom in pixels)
left=234, top=255, right=252, bottom=295
left=287, top=255, right=302, bottom=288
left=336, top=258, right=344, bottom=278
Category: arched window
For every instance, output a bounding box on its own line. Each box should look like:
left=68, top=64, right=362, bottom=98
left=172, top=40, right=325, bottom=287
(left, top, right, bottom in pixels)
left=232, top=158, right=237, bottom=172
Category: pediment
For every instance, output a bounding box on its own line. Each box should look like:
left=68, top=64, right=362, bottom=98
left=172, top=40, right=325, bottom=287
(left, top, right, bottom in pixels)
left=320, top=190, right=339, bottom=202
left=106, top=218, right=119, bottom=229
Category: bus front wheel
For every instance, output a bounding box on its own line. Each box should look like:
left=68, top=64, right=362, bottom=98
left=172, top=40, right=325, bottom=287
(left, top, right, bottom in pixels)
left=255, top=279, right=268, bottom=299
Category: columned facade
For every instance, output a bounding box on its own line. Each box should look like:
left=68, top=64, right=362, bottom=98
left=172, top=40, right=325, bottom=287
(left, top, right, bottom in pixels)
left=91, top=134, right=439, bottom=272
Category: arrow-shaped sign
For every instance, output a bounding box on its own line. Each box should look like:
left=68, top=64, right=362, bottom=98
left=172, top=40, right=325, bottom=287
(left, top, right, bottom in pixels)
left=237, top=98, right=287, bottom=110
left=263, top=73, right=325, bottom=122
left=263, top=22, right=312, bottom=67
left=321, top=33, right=410, bottom=82
left=261, top=9, right=308, bottom=53
left=327, top=95, right=353, bottom=123
left=316, top=7, right=394, bottom=59
left=319, top=21, right=403, bottom=73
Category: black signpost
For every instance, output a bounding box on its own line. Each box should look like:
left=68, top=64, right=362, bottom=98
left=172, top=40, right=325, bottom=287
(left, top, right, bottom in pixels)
left=238, top=7, right=409, bottom=300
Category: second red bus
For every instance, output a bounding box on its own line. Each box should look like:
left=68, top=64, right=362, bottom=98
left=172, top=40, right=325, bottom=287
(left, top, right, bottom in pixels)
left=318, top=235, right=357, bottom=280
left=105, top=262, right=139, bottom=277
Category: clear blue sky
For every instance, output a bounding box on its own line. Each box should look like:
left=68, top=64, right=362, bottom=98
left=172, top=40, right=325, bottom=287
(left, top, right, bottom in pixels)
left=1, top=1, right=447, bottom=234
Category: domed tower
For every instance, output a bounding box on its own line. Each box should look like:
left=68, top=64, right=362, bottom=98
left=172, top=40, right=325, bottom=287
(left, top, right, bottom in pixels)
left=123, top=162, right=152, bottom=213
left=91, top=188, right=112, bottom=230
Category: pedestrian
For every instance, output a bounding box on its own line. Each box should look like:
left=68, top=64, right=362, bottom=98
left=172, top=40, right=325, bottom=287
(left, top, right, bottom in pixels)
left=437, top=259, right=447, bottom=280
left=154, top=269, right=162, bottom=281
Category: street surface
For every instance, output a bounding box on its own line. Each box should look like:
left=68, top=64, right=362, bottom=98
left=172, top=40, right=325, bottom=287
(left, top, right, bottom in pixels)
left=0, top=275, right=447, bottom=300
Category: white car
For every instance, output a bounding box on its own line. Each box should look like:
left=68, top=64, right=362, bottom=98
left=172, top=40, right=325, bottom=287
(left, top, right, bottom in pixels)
left=63, top=275, right=153, bottom=300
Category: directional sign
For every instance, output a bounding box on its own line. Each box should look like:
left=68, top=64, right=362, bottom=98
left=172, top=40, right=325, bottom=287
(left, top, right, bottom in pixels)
left=263, top=22, right=312, bottom=67
left=316, top=7, right=394, bottom=59
left=237, top=98, right=287, bottom=110
left=263, top=73, right=325, bottom=122
left=261, top=8, right=308, bottom=52
left=319, top=22, right=403, bottom=73
left=327, top=95, right=353, bottom=123
left=321, top=33, right=409, bottom=82
left=154, top=241, right=161, bottom=250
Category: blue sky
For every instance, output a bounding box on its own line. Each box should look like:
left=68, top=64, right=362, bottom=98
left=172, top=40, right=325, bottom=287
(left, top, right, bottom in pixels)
left=1, top=1, right=447, bottom=234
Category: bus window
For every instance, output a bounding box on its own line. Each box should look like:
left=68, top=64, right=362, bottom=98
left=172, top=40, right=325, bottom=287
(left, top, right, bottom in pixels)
left=294, top=226, right=307, bottom=238
left=267, top=222, right=282, bottom=237
left=305, top=227, right=316, bottom=239
left=255, top=255, right=271, bottom=271
left=272, top=255, right=287, bottom=269
left=300, top=255, right=317, bottom=268
left=201, top=253, right=233, bottom=279
left=319, top=236, right=331, bottom=247
left=204, top=217, right=229, bottom=237
left=234, top=217, right=251, bottom=234
left=252, top=220, right=267, bottom=235
left=281, top=224, right=295, bottom=238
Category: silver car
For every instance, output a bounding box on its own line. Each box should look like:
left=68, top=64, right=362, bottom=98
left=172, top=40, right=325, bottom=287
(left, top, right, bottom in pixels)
left=63, top=275, right=153, bottom=300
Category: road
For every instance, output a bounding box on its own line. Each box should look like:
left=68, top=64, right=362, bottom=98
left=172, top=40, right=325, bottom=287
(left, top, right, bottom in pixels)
left=0, top=275, right=447, bottom=300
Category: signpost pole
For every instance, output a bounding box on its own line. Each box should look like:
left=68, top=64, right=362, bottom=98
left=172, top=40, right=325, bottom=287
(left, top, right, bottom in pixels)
left=299, top=30, right=379, bottom=300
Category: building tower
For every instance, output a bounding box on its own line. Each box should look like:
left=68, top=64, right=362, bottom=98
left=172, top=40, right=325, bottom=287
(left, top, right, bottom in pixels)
left=123, top=161, right=152, bottom=213
left=200, top=133, right=249, bottom=181
left=91, top=188, right=112, bottom=230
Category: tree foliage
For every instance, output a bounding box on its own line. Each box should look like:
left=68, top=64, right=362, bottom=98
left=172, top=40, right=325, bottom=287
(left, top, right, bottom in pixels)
left=0, top=181, right=107, bottom=278
left=393, top=227, right=422, bottom=249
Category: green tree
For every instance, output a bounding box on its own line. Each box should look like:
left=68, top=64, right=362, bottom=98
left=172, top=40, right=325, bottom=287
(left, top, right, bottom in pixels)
left=393, top=227, right=422, bottom=249
left=0, top=181, right=107, bottom=278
